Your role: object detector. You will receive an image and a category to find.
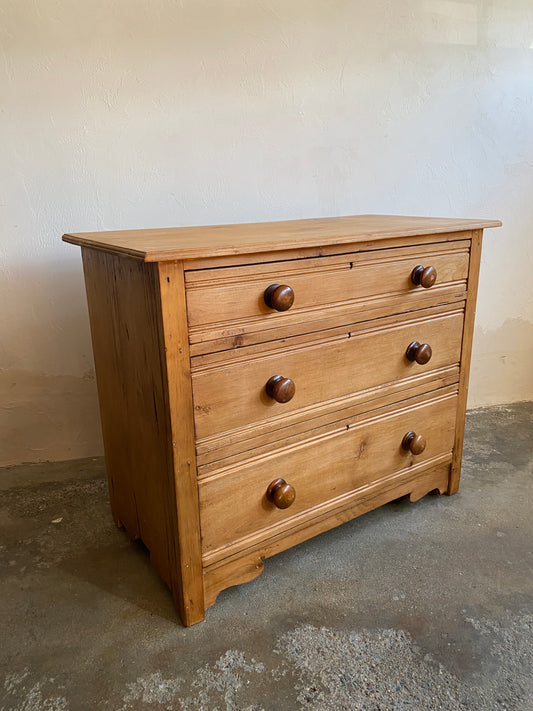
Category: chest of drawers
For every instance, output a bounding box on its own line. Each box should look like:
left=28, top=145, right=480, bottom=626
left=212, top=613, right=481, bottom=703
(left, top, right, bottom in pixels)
left=63, top=214, right=501, bottom=626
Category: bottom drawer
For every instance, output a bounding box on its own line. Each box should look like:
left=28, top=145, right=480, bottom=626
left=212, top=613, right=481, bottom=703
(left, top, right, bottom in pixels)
left=199, top=391, right=457, bottom=561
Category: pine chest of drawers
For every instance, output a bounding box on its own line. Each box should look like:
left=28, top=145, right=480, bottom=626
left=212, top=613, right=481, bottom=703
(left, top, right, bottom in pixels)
left=64, top=214, right=501, bottom=626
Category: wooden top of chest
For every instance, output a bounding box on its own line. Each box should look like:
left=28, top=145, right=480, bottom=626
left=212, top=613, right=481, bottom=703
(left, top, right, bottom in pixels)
left=63, top=214, right=501, bottom=262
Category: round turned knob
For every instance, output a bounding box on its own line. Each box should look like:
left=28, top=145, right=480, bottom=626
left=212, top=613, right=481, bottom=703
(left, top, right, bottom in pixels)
left=402, top=431, right=427, bottom=455
left=266, top=478, right=296, bottom=509
left=264, top=283, right=295, bottom=311
left=411, top=265, right=437, bottom=288
left=406, top=341, right=432, bottom=365
left=265, top=375, right=295, bottom=403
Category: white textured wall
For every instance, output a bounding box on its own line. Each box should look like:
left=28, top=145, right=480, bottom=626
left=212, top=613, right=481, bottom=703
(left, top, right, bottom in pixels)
left=1, top=0, right=532, bottom=465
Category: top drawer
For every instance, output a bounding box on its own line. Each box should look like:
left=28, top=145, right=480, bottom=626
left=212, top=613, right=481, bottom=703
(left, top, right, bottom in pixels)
left=185, top=239, right=470, bottom=352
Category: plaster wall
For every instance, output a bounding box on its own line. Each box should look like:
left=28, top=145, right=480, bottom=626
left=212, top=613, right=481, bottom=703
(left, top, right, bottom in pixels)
left=1, top=0, right=532, bottom=465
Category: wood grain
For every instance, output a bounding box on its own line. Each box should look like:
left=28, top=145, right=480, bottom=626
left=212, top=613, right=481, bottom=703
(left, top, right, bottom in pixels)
left=199, top=392, right=457, bottom=558
left=185, top=238, right=470, bottom=283
left=191, top=308, right=464, bottom=442
left=196, top=379, right=460, bottom=473
left=192, top=300, right=463, bottom=369
left=448, top=230, right=484, bottom=495
left=203, top=460, right=450, bottom=608
left=188, top=287, right=467, bottom=357
left=63, top=214, right=501, bottom=262
left=184, top=230, right=474, bottom=271
left=186, top=240, right=469, bottom=340
left=68, top=216, right=500, bottom=625
left=157, top=260, right=205, bottom=625
left=81, top=250, right=187, bottom=604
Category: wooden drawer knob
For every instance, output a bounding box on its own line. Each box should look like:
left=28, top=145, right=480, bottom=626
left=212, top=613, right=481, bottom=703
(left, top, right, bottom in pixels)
left=411, top=265, right=437, bottom=288
left=266, top=478, right=296, bottom=509
left=406, top=341, right=432, bottom=364
left=266, top=375, right=295, bottom=403
left=264, top=284, right=294, bottom=311
left=402, top=431, right=426, bottom=455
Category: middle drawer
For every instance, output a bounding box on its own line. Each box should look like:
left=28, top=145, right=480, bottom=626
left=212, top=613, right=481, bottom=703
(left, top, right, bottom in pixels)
left=191, top=307, right=464, bottom=445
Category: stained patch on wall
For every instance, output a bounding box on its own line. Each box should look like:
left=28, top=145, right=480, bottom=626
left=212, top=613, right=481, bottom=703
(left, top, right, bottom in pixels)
left=0, top=368, right=103, bottom=467
left=469, top=317, right=533, bottom=408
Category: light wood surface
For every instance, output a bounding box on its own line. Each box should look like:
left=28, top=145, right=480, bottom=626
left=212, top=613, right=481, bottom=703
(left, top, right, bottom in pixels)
left=81, top=250, right=183, bottom=593
left=191, top=308, right=464, bottom=442
left=188, top=286, right=468, bottom=356
left=199, top=392, right=457, bottom=558
left=157, top=261, right=205, bottom=625
left=82, top=250, right=204, bottom=626
left=203, top=460, right=451, bottom=608
left=186, top=240, right=469, bottom=346
left=449, top=229, right=484, bottom=494
left=67, top=215, right=500, bottom=625
left=184, top=229, right=473, bottom=271
left=63, top=214, right=501, bottom=261
left=197, top=379, right=460, bottom=472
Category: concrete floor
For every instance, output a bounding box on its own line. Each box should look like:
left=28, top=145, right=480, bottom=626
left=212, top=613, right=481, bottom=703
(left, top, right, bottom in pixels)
left=1, top=402, right=532, bottom=711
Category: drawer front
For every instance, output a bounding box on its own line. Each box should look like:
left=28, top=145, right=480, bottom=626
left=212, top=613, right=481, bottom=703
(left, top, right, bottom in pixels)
left=199, top=392, right=457, bottom=559
left=191, top=308, right=464, bottom=442
left=185, top=240, right=469, bottom=347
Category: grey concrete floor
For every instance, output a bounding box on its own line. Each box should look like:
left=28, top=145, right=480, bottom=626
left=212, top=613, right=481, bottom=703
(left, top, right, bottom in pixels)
left=1, top=403, right=532, bottom=711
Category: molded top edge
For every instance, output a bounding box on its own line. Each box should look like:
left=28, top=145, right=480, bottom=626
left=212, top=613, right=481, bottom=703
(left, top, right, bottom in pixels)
left=62, top=214, right=502, bottom=262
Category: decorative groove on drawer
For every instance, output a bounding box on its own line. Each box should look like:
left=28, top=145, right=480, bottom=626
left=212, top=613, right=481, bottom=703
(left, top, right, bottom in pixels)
left=201, top=453, right=453, bottom=567
left=183, top=232, right=474, bottom=272
left=186, top=247, right=470, bottom=290
left=196, top=379, right=460, bottom=472
left=188, top=284, right=467, bottom=349
left=202, top=462, right=451, bottom=609
left=195, top=367, right=460, bottom=455
left=198, top=390, right=457, bottom=557
left=191, top=307, right=464, bottom=446
left=186, top=239, right=470, bottom=349
left=188, top=261, right=348, bottom=289
left=199, top=390, right=457, bottom=484
left=185, top=239, right=471, bottom=284
left=192, top=305, right=465, bottom=372
left=195, top=366, right=460, bottom=464
left=189, top=289, right=467, bottom=357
